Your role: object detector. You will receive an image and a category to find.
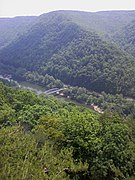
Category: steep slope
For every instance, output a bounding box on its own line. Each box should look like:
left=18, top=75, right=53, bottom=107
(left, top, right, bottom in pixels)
left=43, top=29, right=135, bottom=96
left=0, top=16, right=37, bottom=49
left=0, top=12, right=82, bottom=70
left=52, top=10, right=135, bottom=43
left=113, top=20, right=135, bottom=57
left=0, top=11, right=135, bottom=97
left=1, top=10, right=135, bottom=50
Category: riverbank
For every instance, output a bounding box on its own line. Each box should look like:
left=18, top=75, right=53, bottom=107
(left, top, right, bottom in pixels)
left=1, top=74, right=135, bottom=117
left=0, top=75, right=95, bottom=111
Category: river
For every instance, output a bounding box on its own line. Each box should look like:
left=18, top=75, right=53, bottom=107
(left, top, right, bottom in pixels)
left=0, top=75, right=46, bottom=95
left=0, top=74, right=95, bottom=110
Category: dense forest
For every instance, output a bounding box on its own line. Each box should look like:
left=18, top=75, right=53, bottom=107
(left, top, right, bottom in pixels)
left=63, top=86, right=135, bottom=119
left=0, top=10, right=135, bottom=180
left=113, top=20, right=135, bottom=57
left=0, top=82, right=135, bottom=179
left=0, top=16, right=36, bottom=49
left=0, top=10, right=135, bottom=97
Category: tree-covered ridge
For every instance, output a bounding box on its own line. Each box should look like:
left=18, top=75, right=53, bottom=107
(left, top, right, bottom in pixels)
left=45, top=30, right=135, bottom=96
left=113, top=20, right=135, bottom=57
left=0, top=16, right=36, bottom=50
left=0, top=82, right=135, bottom=179
left=57, top=10, right=135, bottom=37
left=0, top=11, right=135, bottom=97
left=0, top=10, right=135, bottom=180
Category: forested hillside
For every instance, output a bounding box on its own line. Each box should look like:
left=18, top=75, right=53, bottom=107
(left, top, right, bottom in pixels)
left=0, top=10, right=135, bottom=97
left=0, top=16, right=36, bottom=49
left=0, top=10, right=135, bottom=180
left=0, top=82, right=135, bottom=179
left=114, top=20, right=135, bottom=57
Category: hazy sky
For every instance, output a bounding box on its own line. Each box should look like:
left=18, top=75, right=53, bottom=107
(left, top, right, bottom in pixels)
left=0, top=0, right=135, bottom=17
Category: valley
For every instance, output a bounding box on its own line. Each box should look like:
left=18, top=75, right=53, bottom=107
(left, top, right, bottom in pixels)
left=1, top=73, right=135, bottom=118
left=0, top=10, right=135, bottom=180
left=0, top=74, right=102, bottom=113
left=0, top=10, right=135, bottom=98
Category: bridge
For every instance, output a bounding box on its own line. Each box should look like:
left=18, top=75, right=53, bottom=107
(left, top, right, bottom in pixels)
left=44, top=88, right=65, bottom=95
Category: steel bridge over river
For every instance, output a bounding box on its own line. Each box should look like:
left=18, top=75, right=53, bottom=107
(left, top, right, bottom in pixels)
left=44, top=88, right=64, bottom=95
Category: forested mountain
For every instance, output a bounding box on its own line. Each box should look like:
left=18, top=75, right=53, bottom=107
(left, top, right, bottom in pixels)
left=0, top=16, right=36, bottom=49
left=0, top=10, right=135, bottom=179
left=0, top=10, right=135, bottom=97
left=113, top=20, right=135, bottom=57
left=58, top=10, right=135, bottom=37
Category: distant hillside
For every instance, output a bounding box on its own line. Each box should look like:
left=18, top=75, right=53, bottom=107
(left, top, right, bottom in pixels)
left=0, top=10, right=135, bottom=97
left=0, top=16, right=37, bottom=49
left=113, top=20, right=135, bottom=57
left=59, top=10, right=135, bottom=35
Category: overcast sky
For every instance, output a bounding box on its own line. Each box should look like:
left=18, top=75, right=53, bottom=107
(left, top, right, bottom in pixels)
left=0, top=0, right=135, bottom=17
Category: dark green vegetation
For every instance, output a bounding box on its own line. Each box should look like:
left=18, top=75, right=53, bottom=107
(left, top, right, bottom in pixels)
left=0, top=10, right=135, bottom=180
left=24, top=71, right=64, bottom=89
left=0, top=82, right=135, bottom=179
left=0, top=10, right=135, bottom=97
left=113, top=20, right=135, bottom=57
left=64, top=86, right=135, bottom=119
left=0, top=16, right=36, bottom=50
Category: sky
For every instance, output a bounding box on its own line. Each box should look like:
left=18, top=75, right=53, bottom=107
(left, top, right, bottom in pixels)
left=0, top=0, right=135, bottom=17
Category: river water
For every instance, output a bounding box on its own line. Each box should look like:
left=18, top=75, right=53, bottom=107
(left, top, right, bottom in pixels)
left=0, top=75, right=46, bottom=95
left=0, top=74, right=93, bottom=110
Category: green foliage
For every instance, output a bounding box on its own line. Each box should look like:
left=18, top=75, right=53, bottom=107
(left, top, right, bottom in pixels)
left=114, top=20, right=135, bottom=57
left=0, top=104, right=15, bottom=127
left=64, top=86, right=135, bottom=118
left=0, top=126, right=88, bottom=180
left=0, top=9, right=135, bottom=178
left=62, top=113, right=135, bottom=179
left=33, top=116, right=65, bottom=147
left=96, top=114, right=135, bottom=179
left=0, top=83, right=135, bottom=179
left=24, top=71, right=64, bottom=89
left=0, top=16, right=36, bottom=49
left=0, top=11, right=135, bottom=97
